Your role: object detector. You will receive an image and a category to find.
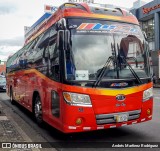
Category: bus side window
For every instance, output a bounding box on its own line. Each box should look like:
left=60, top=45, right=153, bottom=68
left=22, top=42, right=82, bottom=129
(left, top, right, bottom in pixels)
left=27, top=37, right=42, bottom=69
left=49, top=41, right=60, bottom=81
left=48, top=27, right=60, bottom=81
left=27, top=31, right=50, bottom=74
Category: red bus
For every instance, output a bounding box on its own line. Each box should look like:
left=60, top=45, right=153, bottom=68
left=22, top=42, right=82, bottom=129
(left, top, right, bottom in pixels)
left=6, top=3, right=153, bottom=133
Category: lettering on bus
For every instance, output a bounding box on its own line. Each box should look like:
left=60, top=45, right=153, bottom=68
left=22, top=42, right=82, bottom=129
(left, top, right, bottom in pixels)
left=77, top=23, right=139, bottom=35
left=68, top=0, right=94, bottom=3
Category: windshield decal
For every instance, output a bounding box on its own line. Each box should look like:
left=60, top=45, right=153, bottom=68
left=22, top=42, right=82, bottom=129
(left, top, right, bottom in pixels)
left=75, top=70, right=89, bottom=80
left=77, top=23, right=139, bottom=35
left=111, top=82, right=128, bottom=87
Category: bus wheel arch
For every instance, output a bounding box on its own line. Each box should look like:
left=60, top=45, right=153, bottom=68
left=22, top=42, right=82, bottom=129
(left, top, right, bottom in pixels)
left=32, top=91, right=43, bottom=124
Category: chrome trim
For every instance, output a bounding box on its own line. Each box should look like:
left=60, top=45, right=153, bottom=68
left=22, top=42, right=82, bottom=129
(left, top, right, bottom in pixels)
left=96, top=109, right=141, bottom=125
left=71, top=104, right=92, bottom=107
left=143, top=96, right=153, bottom=102
left=116, top=94, right=126, bottom=101
left=96, top=110, right=141, bottom=119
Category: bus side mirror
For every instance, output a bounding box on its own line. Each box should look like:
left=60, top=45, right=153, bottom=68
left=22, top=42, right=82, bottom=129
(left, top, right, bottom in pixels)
left=57, top=30, right=64, bottom=50
left=61, top=18, right=66, bottom=29
left=55, top=18, right=66, bottom=30
left=65, top=30, right=70, bottom=50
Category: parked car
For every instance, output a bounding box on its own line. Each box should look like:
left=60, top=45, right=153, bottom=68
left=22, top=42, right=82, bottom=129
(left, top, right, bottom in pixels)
left=0, top=75, right=6, bottom=91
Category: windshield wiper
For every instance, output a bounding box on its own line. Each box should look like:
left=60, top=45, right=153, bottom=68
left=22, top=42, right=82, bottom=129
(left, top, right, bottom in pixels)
left=116, top=43, right=143, bottom=84
left=92, top=56, right=114, bottom=88
left=120, top=56, right=143, bottom=84
left=126, top=57, right=138, bottom=67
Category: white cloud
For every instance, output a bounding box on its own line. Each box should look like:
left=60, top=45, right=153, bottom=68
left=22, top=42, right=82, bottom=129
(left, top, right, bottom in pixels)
left=0, top=46, right=21, bottom=61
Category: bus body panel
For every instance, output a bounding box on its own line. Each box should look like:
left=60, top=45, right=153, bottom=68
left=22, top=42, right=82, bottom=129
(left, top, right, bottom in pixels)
left=7, top=69, right=153, bottom=133
left=6, top=69, right=153, bottom=133
left=60, top=97, right=153, bottom=133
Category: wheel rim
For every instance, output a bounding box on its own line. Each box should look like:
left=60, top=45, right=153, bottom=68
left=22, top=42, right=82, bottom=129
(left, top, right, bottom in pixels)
left=34, top=96, right=42, bottom=121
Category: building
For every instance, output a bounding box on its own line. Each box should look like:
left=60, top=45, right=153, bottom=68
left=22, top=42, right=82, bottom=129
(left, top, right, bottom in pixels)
left=131, top=0, right=147, bottom=9
left=68, top=0, right=128, bottom=10
left=98, top=3, right=128, bottom=10
left=131, top=0, right=159, bottom=52
left=131, top=0, right=160, bottom=80
left=0, top=62, right=6, bottom=75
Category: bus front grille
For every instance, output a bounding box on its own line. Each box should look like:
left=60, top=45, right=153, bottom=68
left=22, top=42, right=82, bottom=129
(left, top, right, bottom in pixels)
left=96, top=109, right=141, bottom=125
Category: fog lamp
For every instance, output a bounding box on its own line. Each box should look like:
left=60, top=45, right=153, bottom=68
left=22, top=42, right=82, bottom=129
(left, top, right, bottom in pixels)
left=76, top=118, right=83, bottom=125
left=147, top=109, right=151, bottom=115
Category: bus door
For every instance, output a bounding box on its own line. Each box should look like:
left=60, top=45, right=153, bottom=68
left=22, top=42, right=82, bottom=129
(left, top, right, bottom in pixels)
left=20, top=72, right=30, bottom=107
left=47, top=34, right=61, bottom=121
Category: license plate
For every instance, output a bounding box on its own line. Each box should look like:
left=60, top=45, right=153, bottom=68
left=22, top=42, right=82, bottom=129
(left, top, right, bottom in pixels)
left=114, top=114, right=128, bottom=122
left=3, top=86, right=6, bottom=89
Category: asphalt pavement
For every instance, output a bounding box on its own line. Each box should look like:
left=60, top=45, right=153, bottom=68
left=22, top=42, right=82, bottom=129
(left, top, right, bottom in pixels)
left=0, top=92, right=56, bottom=151
left=0, top=88, right=160, bottom=151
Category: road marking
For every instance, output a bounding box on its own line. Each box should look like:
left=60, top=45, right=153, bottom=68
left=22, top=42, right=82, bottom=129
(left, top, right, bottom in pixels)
left=0, top=116, right=8, bottom=120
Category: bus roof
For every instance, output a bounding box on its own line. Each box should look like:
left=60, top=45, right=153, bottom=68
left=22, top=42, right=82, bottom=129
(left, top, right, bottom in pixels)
left=25, top=2, right=139, bottom=45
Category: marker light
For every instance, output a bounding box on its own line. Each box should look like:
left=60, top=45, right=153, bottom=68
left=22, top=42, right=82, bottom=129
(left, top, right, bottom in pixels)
left=147, top=109, right=151, bottom=115
left=63, top=92, right=92, bottom=107
left=143, top=88, right=153, bottom=102
left=64, top=4, right=76, bottom=7
left=76, top=118, right=83, bottom=125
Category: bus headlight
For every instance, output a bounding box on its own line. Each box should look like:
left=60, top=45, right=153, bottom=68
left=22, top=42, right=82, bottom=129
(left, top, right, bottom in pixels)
left=143, top=88, right=153, bottom=102
left=63, top=92, right=92, bottom=106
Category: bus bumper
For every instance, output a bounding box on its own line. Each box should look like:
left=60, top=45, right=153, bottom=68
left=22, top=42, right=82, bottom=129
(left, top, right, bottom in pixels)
left=62, top=99, right=153, bottom=133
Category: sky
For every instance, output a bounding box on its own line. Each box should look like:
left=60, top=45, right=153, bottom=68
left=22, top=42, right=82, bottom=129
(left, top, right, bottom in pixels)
left=0, top=0, right=153, bottom=61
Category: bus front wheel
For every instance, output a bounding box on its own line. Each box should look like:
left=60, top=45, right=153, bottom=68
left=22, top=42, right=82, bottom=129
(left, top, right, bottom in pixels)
left=34, top=95, right=43, bottom=124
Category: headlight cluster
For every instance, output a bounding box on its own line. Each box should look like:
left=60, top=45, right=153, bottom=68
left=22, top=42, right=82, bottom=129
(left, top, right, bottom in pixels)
left=143, top=88, right=153, bottom=102
left=63, top=92, right=92, bottom=107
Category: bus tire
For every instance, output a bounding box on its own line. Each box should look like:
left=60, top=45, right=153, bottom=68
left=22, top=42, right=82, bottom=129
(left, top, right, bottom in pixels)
left=10, top=88, right=15, bottom=105
left=33, top=94, right=43, bottom=125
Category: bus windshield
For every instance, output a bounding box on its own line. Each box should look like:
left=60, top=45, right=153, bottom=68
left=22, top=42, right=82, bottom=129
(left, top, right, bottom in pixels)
left=65, top=19, right=150, bottom=86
